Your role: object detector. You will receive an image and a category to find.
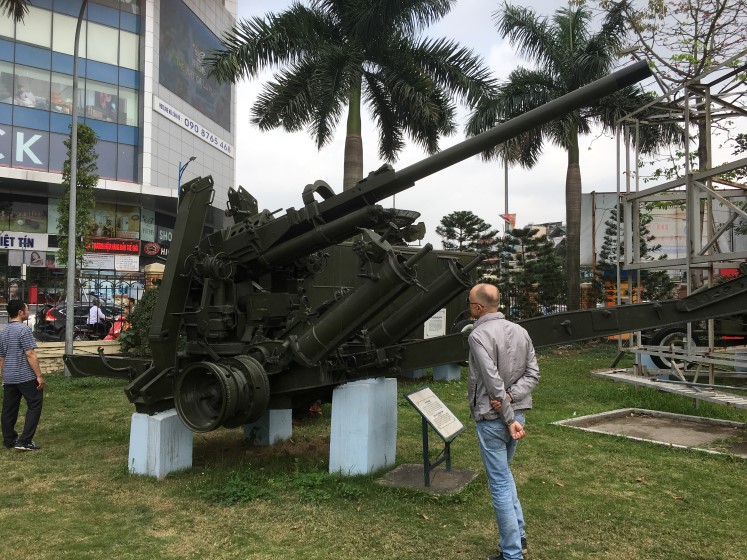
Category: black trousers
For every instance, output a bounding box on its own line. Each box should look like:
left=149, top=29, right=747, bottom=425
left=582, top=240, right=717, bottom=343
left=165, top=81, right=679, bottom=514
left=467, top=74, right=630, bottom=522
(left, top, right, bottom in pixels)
left=1, top=380, right=44, bottom=447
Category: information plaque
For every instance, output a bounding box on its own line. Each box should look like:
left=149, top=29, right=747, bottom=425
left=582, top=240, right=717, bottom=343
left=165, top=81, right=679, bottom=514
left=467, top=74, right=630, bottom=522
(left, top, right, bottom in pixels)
left=405, top=387, right=466, bottom=487
left=406, top=387, right=465, bottom=442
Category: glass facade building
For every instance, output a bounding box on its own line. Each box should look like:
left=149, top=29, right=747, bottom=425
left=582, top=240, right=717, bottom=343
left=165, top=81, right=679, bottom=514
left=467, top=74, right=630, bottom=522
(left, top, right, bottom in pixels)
left=0, top=0, right=237, bottom=306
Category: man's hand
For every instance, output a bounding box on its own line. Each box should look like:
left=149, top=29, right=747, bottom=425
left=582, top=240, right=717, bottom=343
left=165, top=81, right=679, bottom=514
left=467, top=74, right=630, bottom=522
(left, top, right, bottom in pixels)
left=509, top=420, right=525, bottom=440
left=36, top=377, right=45, bottom=390
left=490, top=399, right=502, bottom=412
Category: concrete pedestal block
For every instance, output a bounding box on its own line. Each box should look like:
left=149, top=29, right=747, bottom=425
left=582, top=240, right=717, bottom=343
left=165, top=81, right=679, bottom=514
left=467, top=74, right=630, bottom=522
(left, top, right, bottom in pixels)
left=243, top=409, right=292, bottom=445
left=432, top=363, right=462, bottom=381
left=128, top=410, right=193, bottom=479
left=329, top=377, right=397, bottom=475
left=401, top=368, right=428, bottom=379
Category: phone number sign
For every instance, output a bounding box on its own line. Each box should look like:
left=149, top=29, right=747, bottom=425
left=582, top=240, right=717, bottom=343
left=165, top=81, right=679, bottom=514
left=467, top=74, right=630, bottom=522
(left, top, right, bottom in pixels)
left=154, top=95, right=234, bottom=158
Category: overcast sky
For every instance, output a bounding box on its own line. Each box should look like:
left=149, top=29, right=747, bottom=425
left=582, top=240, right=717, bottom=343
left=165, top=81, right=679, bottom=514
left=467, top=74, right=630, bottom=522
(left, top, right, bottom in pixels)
left=232, top=0, right=654, bottom=247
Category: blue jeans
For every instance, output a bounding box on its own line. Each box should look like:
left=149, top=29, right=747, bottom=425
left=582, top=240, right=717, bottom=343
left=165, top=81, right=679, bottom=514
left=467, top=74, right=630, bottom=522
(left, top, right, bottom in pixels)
left=475, top=412, right=526, bottom=560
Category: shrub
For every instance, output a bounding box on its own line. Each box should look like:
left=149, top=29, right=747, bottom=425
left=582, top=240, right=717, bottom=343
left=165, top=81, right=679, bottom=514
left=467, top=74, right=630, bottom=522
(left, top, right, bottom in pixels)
left=119, top=287, right=159, bottom=357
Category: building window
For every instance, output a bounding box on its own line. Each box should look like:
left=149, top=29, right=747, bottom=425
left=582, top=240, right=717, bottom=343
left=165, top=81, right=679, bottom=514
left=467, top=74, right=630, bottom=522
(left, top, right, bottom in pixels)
left=87, top=21, right=119, bottom=66
left=119, top=29, right=139, bottom=70
left=85, top=80, right=118, bottom=122
left=50, top=72, right=83, bottom=115
left=15, top=6, right=52, bottom=49
left=52, top=12, right=87, bottom=58
left=0, top=11, right=14, bottom=39
left=14, top=65, right=51, bottom=110
left=0, top=61, right=13, bottom=103
left=117, top=86, right=138, bottom=126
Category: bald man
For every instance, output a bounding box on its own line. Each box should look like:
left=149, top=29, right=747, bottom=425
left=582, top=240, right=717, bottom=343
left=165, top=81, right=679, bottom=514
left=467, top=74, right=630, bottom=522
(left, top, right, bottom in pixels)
left=466, top=283, right=540, bottom=560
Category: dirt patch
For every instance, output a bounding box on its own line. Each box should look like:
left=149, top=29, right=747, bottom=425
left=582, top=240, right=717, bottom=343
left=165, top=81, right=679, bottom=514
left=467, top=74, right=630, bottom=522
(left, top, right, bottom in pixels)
left=554, top=408, right=747, bottom=458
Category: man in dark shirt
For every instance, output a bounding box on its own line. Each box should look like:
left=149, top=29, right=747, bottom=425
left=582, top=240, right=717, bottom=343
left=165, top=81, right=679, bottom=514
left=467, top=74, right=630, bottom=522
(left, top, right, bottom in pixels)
left=1, top=300, right=45, bottom=451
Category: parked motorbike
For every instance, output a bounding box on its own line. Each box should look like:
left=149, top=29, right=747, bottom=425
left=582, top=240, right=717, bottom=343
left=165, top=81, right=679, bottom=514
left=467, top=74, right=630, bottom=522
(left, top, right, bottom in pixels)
left=72, top=320, right=114, bottom=341
left=103, top=314, right=130, bottom=340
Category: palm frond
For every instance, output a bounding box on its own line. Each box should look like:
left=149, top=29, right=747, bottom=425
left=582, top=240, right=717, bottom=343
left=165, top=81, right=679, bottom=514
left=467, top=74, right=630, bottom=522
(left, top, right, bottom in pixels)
left=495, top=4, right=558, bottom=73
left=590, top=87, right=684, bottom=153
left=0, top=0, right=28, bottom=22
left=207, top=4, right=338, bottom=83
left=347, top=0, right=455, bottom=41
left=372, top=62, right=456, bottom=155
left=576, top=2, right=628, bottom=83
left=306, top=47, right=355, bottom=148
left=399, top=36, right=498, bottom=107
left=362, top=70, right=406, bottom=161
left=251, top=60, right=321, bottom=133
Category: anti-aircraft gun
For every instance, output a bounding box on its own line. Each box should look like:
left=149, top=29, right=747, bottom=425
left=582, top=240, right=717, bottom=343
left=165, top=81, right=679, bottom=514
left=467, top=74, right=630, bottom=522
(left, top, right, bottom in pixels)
left=69, top=60, right=735, bottom=433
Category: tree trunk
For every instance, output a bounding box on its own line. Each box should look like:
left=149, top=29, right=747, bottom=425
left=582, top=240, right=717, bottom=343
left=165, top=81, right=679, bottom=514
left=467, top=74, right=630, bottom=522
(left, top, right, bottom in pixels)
left=343, top=79, right=363, bottom=190
left=565, top=126, right=582, bottom=311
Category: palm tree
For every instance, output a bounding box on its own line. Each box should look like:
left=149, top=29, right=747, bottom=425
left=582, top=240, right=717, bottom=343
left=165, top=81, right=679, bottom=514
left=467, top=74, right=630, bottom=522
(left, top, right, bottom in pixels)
left=0, top=0, right=28, bottom=22
left=466, top=1, right=680, bottom=310
left=207, top=0, right=496, bottom=189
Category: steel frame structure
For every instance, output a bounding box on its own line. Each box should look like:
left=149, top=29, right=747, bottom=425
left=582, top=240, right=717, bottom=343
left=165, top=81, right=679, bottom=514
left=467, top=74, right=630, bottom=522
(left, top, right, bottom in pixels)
left=614, top=50, right=747, bottom=384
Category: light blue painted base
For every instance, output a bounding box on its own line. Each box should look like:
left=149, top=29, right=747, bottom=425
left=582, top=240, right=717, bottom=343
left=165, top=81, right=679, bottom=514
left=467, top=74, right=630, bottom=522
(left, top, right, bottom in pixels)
left=128, top=410, right=193, bottom=479
left=432, top=363, right=462, bottom=381
left=401, top=368, right=427, bottom=379
left=243, top=409, right=292, bottom=445
left=329, top=377, right=397, bottom=475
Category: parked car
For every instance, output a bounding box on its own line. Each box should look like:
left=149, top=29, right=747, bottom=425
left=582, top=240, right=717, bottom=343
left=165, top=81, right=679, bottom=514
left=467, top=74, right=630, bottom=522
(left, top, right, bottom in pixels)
left=33, top=302, right=123, bottom=342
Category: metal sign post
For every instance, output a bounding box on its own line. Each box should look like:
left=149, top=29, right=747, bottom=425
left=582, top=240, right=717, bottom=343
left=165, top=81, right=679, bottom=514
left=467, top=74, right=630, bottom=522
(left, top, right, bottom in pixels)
left=405, top=387, right=465, bottom=487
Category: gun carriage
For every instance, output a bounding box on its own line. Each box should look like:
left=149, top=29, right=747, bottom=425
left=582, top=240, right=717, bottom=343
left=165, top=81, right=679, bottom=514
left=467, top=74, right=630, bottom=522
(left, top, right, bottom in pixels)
left=65, top=61, right=747, bottom=433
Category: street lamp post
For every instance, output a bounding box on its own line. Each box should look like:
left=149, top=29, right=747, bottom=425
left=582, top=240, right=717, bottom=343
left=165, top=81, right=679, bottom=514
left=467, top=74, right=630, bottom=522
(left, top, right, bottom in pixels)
left=177, top=156, right=196, bottom=203
left=64, top=0, right=89, bottom=365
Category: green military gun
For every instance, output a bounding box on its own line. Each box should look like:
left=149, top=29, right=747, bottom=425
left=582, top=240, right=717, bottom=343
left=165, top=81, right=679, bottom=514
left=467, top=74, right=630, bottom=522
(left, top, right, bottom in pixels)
left=67, top=60, right=740, bottom=433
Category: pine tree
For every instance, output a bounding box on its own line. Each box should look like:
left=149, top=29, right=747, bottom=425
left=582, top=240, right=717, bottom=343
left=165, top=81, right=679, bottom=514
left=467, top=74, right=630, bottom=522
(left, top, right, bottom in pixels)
left=435, top=211, right=499, bottom=252
left=56, top=123, right=99, bottom=269
left=435, top=211, right=501, bottom=281
left=499, top=227, right=565, bottom=319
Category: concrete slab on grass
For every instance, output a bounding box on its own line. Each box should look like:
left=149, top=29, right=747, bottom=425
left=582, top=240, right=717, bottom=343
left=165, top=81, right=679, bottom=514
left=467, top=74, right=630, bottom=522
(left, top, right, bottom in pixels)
left=377, top=463, right=477, bottom=495
left=554, top=408, right=747, bottom=459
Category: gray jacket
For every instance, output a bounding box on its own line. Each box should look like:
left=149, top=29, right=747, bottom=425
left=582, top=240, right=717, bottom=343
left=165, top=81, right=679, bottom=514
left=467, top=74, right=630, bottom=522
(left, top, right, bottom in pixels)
left=467, top=312, right=540, bottom=425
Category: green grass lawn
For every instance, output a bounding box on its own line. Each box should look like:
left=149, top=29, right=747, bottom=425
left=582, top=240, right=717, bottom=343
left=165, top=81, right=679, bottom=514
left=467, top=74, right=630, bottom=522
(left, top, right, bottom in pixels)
left=1, top=342, right=745, bottom=560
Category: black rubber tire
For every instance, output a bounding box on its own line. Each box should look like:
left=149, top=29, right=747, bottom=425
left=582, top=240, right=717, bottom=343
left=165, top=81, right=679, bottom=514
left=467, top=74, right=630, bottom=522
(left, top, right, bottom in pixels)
left=649, top=327, right=698, bottom=369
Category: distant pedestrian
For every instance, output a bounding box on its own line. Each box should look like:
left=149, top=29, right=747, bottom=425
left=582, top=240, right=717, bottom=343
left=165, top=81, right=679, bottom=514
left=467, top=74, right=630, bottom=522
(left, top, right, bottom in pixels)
left=124, top=297, right=136, bottom=315
left=467, top=283, right=540, bottom=560
left=1, top=300, right=45, bottom=451
left=88, top=298, right=106, bottom=326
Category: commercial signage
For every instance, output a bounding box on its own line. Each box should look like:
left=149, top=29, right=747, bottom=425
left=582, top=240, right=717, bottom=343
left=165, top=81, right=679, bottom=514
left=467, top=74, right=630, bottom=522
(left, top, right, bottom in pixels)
left=86, top=238, right=140, bottom=254
left=158, top=0, right=231, bottom=131
left=0, top=125, right=135, bottom=182
left=157, top=226, right=173, bottom=245
left=83, top=253, right=116, bottom=269
left=0, top=231, right=49, bottom=251
left=154, top=96, right=234, bottom=157
left=115, top=254, right=140, bottom=272
left=141, top=208, right=156, bottom=242
left=142, top=242, right=161, bottom=256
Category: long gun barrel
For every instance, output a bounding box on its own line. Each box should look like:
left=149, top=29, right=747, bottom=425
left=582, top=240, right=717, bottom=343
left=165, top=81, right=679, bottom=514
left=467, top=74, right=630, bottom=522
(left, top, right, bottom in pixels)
left=66, top=61, right=657, bottom=431
left=211, top=61, right=652, bottom=271
left=323, top=60, right=651, bottom=218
